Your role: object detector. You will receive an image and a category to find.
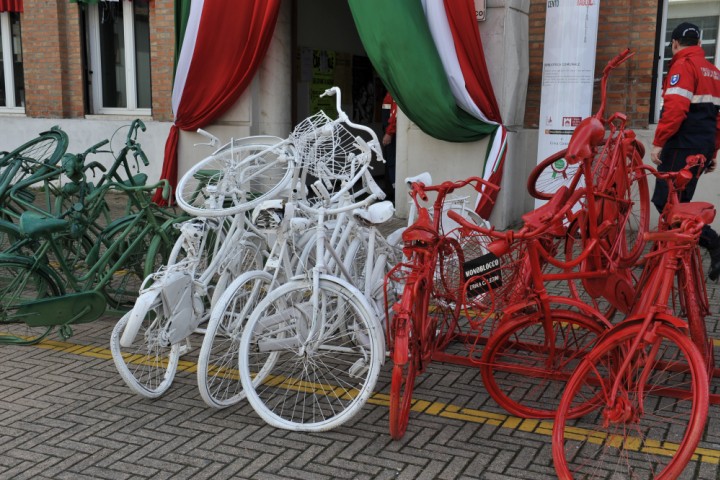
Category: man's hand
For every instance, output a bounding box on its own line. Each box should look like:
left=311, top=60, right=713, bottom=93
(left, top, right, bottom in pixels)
left=382, top=133, right=392, bottom=146
left=651, top=145, right=662, bottom=165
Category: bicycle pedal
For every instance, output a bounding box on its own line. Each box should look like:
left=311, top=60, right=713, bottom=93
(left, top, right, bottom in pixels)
left=348, top=358, right=368, bottom=378
left=178, top=339, right=192, bottom=356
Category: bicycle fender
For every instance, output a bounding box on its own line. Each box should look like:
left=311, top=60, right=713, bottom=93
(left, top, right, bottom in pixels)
left=614, top=313, right=690, bottom=333
left=120, top=288, right=160, bottom=348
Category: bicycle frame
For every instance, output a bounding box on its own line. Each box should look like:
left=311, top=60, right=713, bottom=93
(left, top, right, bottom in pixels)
left=1, top=180, right=176, bottom=324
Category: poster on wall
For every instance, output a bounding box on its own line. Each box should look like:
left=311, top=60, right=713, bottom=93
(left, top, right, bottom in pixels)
left=535, top=0, right=600, bottom=203
left=311, top=49, right=336, bottom=116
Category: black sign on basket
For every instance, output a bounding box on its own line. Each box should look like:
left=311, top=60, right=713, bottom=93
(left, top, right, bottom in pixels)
left=464, top=252, right=502, bottom=298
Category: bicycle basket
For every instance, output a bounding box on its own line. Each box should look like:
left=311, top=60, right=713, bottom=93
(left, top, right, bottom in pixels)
left=291, top=111, right=369, bottom=183
left=458, top=231, right=530, bottom=332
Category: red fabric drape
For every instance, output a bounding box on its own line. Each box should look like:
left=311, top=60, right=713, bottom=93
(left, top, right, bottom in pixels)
left=0, top=0, right=23, bottom=12
left=444, top=0, right=505, bottom=218
left=154, top=0, right=281, bottom=203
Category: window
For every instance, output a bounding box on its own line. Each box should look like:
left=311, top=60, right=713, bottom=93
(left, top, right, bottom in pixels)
left=86, top=0, right=151, bottom=115
left=653, top=0, right=720, bottom=122
left=0, top=11, right=24, bottom=112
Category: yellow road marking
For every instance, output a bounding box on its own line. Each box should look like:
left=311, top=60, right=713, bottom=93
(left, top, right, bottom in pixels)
left=12, top=336, right=720, bottom=465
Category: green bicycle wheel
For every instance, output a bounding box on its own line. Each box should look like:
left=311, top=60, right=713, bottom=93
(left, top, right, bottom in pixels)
left=0, top=256, right=63, bottom=344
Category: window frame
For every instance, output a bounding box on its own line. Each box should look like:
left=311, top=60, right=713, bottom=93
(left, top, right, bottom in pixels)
left=0, top=11, right=24, bottom=113
left=653, top=0, right=720, bottom=123
left=86, top=1, right=151, bottom=116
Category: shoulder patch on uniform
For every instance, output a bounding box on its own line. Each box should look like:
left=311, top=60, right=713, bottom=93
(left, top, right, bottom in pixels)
left=670, top=74, right=680, bottom=86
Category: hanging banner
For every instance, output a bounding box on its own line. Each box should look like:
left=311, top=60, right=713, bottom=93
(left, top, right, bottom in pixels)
left=536, top=0, right=600, bottom=202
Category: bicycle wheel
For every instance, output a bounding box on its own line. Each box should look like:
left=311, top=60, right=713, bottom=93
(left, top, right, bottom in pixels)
left=563, top=216, right=621, bottom=320
left=0, top=257, right=63, bottom=344
left=481, top=302, right=607, bottom=418
left=102, top=215, right=174, bottom=309
left=109, top=294, right=181, bottom=398
left=527, top=149, right=579, bottom=200
left=679, top=247, right=713, bottom=369
left=0, top=128, right=67, bottom=194
left=553, top=320, right=709, bottom=479
left=239, top=276, right=383, bottom=431
left=594, top=142, right=649, bottom=267
left=197, top=270, right=272, bottom=408
left=210, top=232, right=266, bottom=309
left=175, top=140, right=294, bottom=218
left=389, top=277, right=428, bottom=440
left=431, top=237, right=464, bottom=349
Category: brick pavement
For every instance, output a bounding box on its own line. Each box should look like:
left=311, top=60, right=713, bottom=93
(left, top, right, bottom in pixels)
left=1, top=217, right=720, bottom=479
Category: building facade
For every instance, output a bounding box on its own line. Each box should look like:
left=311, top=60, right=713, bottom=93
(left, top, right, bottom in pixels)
left=1, top=0, right=719, bottom=227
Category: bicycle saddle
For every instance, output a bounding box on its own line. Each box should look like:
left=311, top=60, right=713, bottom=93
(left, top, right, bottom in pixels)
left=402, top=208, right=437, bottom=245
left=19, top=211, right=69, bottom=238
left=353, top=201, right=395, bottom=224
left=521, top=185, right=570, bottom=236
left=566, top=117, right=605, bottom=164
left=668, top=202, right=716, bottom=227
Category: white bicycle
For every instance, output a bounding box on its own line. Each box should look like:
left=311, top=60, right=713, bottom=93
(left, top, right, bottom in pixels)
left=110, top=136, right=293, bottom=397
left=236, top=87, right=397, bottom=431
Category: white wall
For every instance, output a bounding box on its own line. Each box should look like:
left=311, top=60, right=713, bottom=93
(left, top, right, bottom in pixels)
left=0, top=116, right=171, bottom=183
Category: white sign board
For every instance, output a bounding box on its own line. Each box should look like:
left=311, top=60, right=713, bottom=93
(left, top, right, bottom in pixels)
left=474, top=0, right=486, bottom=22
left=536, top=0, right=600, bottom=201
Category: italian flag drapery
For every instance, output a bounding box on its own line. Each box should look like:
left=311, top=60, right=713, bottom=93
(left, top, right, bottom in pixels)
left=0, top=0, right=22, bottom=12
left=348, top=0, right=506, bottom=217
left=153, top=0, right=281, bottom=203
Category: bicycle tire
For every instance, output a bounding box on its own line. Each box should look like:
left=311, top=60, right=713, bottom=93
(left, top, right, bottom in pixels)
left=563, top=216, right=620, bottom=320
left=239, top=276, right=383, bottom=432
left=679, top=247, right=713, bottom=369
left=0, top=257, right=63, bottom=344
left=389, top=277, right=428, bottom=440
left=431, top=237, right=464, bottom=349
left=101, top=215, right=170, bottom=309
left=197, top=270, right=272, bottom=409
left=110, top=295, right=181, bottom=398
left=552, top=320, right=709, bottom=479
left=0, top=128, right=67, bottom=197
left=594, top=141, right=649, bottom=268
left=527, top=149, right=578, bottom=200
left=210, top=232, right=266, bottom=310
left=175, top=140, right=294, bottom=218
left=481, top=302, right=607, bottom=419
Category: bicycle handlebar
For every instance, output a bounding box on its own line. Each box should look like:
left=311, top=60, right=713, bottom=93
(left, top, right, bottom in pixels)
left=296, top=192, right=381, bottom=217
left=321, top=86, right=384, bottom=160
left=638, top=154, right=705, bottom=188
left=596, top=48, right=635, bottom=121
left=126, top=119, right=146, bottom=144
left=84, top=139, right=110, bottom=156
left=409, top=176, right=500, bottom=204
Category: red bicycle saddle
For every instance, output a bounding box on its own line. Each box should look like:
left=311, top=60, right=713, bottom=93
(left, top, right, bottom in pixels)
left=402, top=207, right=438, bottom=245
left=521, top=185, right=570, bottom=236
left=668, top=202, right=716, bottom=226
left=566, top=117, right=605, bottom=164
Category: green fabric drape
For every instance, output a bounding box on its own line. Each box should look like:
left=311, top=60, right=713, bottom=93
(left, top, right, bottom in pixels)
left=174, top=0, right=191, bottom=73
left=348, top=0, right=496, bottom=142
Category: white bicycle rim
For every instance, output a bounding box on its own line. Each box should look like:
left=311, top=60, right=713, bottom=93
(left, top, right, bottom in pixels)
left=197, top=269, right=273, bottom=408
left=110, top=310, right=180, bottom=399
left=175, top=142, right=295, bottom=218
left=238, top=275, right=383, bottom=432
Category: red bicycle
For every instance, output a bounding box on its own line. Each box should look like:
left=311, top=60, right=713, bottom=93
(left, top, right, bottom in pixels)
left=384, top=177, right=499, bottom=440
left=528, top=49, right=650, bottom=317
left=553, top=156, right=713, bottom=479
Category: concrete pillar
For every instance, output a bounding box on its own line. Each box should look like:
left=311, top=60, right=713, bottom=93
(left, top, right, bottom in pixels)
left=394, top=0, right=531, bottom=229
left=255, top=0, right=292, bottom=138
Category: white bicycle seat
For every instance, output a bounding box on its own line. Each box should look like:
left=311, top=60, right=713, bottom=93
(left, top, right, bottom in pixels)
left=353, top=200, right=395, bottom=224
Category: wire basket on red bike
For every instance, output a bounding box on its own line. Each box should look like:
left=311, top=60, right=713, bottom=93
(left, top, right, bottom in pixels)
left=458, top=232, right=532, bottom=333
